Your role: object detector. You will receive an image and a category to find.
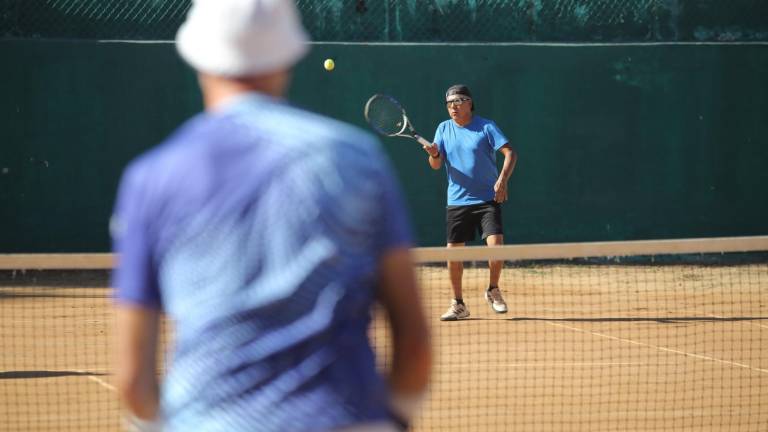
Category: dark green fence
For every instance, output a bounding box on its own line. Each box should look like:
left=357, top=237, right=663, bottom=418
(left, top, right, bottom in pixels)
left=2, top=39, right=767, bottom=251
left=2, top=0, right=768, bottom=42
left=2, top=1, right=767, bottom=251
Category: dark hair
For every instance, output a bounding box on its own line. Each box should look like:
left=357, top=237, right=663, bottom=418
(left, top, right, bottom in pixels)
left=445, top=84, right=474, bottom=111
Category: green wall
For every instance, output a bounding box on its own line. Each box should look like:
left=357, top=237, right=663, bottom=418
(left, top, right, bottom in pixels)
left=297, top=43, right=768, bottom=245
left=1, top=40, right=767, bottom=251
left=0, top=40, right=200, bottom=252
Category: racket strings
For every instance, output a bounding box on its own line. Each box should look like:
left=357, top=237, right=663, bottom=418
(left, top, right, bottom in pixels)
left=365, top=96, right=407, bottom=136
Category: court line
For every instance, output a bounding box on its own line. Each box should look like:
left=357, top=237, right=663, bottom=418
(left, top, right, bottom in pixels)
left=545, top=322, right=768, bottom=375
left=59, top=368, right=117, bottom=392
left=83, top=373, right=116, bottom=392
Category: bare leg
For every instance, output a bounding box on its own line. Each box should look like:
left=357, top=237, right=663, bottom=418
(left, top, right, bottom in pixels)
left=486, top=234, right=504, bottom=287
left=447, top=242, right=464, bottom=299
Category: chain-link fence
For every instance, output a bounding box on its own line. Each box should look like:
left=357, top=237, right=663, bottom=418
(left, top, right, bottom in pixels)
left=1, top=0, right=767, bottom=42
left=0, top=0, right=190, bottom=40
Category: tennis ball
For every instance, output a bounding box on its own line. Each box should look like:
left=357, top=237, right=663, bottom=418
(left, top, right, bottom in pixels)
left=324, top=58, right=335, bottom=71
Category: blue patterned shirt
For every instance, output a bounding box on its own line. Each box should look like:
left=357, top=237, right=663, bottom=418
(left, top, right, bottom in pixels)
left=112, top=93, right=412, bottom=431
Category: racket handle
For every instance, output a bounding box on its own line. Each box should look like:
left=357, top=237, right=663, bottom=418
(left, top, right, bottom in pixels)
left=413, top=134, right=432, bottom=148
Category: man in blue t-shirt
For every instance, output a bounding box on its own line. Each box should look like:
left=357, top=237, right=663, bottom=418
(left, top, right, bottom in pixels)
left=422, top=85, right=518, bottom=321
left=112, top=1, right=431, bottom=431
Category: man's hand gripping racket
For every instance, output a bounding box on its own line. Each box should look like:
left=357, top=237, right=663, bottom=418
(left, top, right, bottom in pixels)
left=364, top=94, right=439, bottom=158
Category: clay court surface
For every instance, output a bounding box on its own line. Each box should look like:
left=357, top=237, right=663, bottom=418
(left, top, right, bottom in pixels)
left=1, top=264, right=766, bottom=431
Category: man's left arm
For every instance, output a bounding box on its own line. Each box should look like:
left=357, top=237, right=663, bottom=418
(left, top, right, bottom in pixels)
left=494, top=144, right=518, bottom=203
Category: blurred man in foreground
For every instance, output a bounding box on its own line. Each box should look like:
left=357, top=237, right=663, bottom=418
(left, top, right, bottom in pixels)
left=112, top=1, right=430, bottom=430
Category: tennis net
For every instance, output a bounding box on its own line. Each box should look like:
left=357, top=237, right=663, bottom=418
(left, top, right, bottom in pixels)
left=1, top=236, right=767, bottom=431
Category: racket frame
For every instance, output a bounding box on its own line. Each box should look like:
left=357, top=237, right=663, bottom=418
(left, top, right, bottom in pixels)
left=364, top=94, right=433, bottom=148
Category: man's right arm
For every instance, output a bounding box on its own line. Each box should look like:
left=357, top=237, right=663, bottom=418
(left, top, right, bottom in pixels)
left=422, top=143, right=442, bottom=170
left=424, top=125, right=443, bottom=170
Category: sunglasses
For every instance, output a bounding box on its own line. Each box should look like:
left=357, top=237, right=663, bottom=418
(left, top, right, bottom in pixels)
left=445, top=97, right=471, bottom=107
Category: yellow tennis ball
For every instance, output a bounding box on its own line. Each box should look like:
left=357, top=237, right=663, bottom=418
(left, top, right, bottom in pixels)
left=324, top=58, right=335, bottom=71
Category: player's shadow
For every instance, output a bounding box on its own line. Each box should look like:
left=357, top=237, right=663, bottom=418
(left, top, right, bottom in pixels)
left=0, top=370, right=108, bottom=380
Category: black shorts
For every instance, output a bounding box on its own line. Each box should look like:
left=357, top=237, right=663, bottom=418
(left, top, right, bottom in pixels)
left=446, top=202, right=503, bottom=243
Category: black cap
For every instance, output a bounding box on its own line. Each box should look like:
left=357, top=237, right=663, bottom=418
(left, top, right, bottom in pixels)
left=445, top=84, right=474, bottom=111
left=445, top=84, right=472, bottom=99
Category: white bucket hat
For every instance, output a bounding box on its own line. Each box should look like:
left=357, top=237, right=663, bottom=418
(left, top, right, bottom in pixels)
left=176, top=0, right=310, bottom=77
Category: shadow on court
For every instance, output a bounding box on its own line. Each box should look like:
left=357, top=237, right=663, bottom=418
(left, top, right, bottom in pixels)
left=0, top=370, right=109, bottom=380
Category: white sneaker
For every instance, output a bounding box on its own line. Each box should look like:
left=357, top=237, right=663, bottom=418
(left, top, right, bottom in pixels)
left=440, top=300, right=470, bottom=321
left=485, top=286, right=508, bottom=313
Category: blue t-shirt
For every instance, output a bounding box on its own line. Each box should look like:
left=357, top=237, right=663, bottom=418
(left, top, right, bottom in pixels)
left=111, top=93, right=413, bottom=431
left=433, top=116, right=508, bottom=205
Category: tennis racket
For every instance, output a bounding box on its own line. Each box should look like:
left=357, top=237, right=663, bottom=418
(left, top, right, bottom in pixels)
left=364, top=94, right=433, bottom=148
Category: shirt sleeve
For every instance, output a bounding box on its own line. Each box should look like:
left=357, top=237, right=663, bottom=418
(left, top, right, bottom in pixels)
left=433, top=123, right=446, bottom=156
left=485, top=120, right=509, bottom=152
left=110, top=163, right=162, bottom=309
